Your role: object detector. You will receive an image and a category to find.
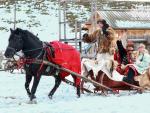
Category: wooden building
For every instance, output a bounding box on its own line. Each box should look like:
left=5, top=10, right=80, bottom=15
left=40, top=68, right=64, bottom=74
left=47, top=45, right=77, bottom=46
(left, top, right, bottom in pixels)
left=82, top=10, right=150, bottom=51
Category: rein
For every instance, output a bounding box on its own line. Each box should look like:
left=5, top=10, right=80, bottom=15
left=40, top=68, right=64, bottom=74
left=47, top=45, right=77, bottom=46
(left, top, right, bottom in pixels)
left=10, top=43, right=45, bottom=73
left=23, top=47, right=43, bottom=53
left=13, top=42, right=54, bottom=77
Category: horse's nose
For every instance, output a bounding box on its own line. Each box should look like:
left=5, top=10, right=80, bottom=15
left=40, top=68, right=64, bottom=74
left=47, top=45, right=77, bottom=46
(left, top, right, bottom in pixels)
left=4, top=50, right=12, bottom=58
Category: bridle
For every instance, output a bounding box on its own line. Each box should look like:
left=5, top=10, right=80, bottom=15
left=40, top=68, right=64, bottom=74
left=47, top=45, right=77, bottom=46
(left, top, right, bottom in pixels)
left=7, top=46, right=16, bottom=53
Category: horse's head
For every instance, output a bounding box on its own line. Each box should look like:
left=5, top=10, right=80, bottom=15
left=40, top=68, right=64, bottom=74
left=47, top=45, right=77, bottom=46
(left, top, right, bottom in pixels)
left=5, top=28, right=24, bottom=58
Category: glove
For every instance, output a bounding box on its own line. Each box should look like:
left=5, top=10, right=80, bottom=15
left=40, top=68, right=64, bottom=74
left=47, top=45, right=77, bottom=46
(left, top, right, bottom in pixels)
left=83, top=33, right=88, bottom=38
left=82, top=33, right=89, bottom=42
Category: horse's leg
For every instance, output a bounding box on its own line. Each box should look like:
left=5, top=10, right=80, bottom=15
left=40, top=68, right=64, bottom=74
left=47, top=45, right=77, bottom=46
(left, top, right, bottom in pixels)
left=81, top=70, right=93, bottom=94
left=80, top=80, right=85, bottom=94
left=48, top=75, right=61, bottom=99
left=76, top=84, right=80, bottom=97
left=72, top=75, right=81, bottom=98
left=25, top=74, right=32, bottom=97
left=30, top=75, right=41, bottom=101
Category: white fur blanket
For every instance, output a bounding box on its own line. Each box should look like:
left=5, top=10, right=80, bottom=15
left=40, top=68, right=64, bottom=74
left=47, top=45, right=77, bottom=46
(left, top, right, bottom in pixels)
left=81, top=53, right=114, bottom=78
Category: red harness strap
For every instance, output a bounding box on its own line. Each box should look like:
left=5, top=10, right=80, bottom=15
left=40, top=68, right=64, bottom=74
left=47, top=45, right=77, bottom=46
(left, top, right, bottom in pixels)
left=16, top=58, right=36, bottom=69
left=16, top=58, right=45, bottom=78
left=45, top=46, right=53, bottom=62
left=36, top=61, right=45, bottom=78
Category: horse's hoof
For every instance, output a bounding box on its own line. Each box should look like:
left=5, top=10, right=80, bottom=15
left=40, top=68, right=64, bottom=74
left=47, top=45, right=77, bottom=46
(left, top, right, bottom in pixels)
left=30, top=95, right=36, bottom=101
left=48, top=95, right=53, bottom=99
left=77, top=87, right=80, bottom=98
left=77, top=95, right=80, bottom=98
left=27, top=99, right=37, bottom=104
left=77, top=93, right=80, bottom=98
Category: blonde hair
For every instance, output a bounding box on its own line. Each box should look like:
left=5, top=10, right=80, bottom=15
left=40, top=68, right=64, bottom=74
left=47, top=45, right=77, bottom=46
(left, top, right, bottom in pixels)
left=138, top=43, right=149, bottom=54
left=138, top=43, right=145, bottom=49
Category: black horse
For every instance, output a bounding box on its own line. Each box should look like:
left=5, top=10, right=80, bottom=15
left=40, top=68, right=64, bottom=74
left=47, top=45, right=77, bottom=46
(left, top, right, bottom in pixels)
left=4, top=28, right=81, bottom=101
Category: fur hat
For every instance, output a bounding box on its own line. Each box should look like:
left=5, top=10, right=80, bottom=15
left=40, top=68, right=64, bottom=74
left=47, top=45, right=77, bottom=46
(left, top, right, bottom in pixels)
left=97, top=19, right=107, bottom=25
left=97, top=19, right=109, bottom=36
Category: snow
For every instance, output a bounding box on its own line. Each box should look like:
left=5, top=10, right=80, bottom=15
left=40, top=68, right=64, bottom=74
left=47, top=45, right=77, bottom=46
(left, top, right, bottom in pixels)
left=116, top=20, right=150, bottom=28
left=0, top=71, right=150, bottom=113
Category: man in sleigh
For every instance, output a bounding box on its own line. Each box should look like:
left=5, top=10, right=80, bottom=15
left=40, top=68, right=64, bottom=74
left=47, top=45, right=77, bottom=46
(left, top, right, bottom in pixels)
left=113, top=40, right=150, bottom=86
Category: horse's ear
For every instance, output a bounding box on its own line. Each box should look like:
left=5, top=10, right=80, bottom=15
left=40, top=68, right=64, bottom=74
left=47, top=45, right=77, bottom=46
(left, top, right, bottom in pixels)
left=10, top=28, right=14, bottom=33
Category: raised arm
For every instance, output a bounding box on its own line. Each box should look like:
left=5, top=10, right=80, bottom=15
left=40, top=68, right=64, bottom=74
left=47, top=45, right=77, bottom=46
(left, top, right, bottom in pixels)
left=116, top=40, right=128, bottom=64
left=82, top=29, right=100, bottom=43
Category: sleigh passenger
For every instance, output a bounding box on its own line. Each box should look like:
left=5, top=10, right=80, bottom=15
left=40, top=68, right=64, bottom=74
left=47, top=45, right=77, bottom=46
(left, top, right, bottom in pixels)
left=113, top=40, right=135, bottom=74
left=81, top=19, right=117, bottom=79
left=113, top=43, right=150, bottom=84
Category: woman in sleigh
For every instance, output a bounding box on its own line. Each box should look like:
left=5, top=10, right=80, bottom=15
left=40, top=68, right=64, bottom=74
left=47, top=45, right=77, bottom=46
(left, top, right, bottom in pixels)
left=113, top=41, right=150, bottom=86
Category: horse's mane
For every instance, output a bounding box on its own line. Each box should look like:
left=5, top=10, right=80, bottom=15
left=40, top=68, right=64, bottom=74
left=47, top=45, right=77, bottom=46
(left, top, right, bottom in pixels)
left=14, top=28, right=41, bottom=42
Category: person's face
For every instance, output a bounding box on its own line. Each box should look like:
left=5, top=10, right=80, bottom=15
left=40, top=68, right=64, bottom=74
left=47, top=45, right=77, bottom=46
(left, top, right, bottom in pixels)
left=138, top=47, right=144, bottom=53
left=97, top=22, right=103, bottom=28
left=127, top=46, right=134, bottom=54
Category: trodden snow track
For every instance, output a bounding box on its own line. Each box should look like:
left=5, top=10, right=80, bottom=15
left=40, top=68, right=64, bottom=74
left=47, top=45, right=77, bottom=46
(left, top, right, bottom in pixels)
left=1, top=71, right=150, bottom=113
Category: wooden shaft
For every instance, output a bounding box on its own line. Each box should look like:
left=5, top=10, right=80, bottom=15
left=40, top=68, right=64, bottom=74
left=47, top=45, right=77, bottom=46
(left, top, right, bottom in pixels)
left=35, top=60, right=113, bottom=91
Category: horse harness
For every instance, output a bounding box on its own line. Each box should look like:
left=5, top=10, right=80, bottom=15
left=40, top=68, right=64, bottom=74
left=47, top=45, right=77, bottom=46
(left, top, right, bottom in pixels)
left=14, top=42, right=59, bottom=77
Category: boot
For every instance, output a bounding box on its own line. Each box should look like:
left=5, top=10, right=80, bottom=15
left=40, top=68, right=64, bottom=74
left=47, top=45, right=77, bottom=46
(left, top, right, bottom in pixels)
left=123, top=77, right=133, bottom=84
left=123, top=68, right=134, bottom=84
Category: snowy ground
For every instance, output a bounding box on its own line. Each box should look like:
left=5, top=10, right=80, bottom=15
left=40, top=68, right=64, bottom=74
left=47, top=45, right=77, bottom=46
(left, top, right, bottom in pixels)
left=0, top=71, right=150, bottom=113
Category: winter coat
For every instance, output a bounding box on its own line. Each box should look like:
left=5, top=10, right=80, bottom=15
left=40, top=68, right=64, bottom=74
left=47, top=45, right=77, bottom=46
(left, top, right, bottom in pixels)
left=134, top=53, right=150, bottom=74
left=114, top=50, right=134, bottom=75
left=114, top=40, right=134, bottom=75
left=82, top=27, right=116, bottom=53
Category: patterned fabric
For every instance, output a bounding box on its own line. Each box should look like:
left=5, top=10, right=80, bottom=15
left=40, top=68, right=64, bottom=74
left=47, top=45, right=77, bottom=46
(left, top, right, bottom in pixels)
left=114, top=50, right=136, bottom=75
left=81, top=53, right=114, bottom=78
left=124, top=65, right=138, bottom=76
